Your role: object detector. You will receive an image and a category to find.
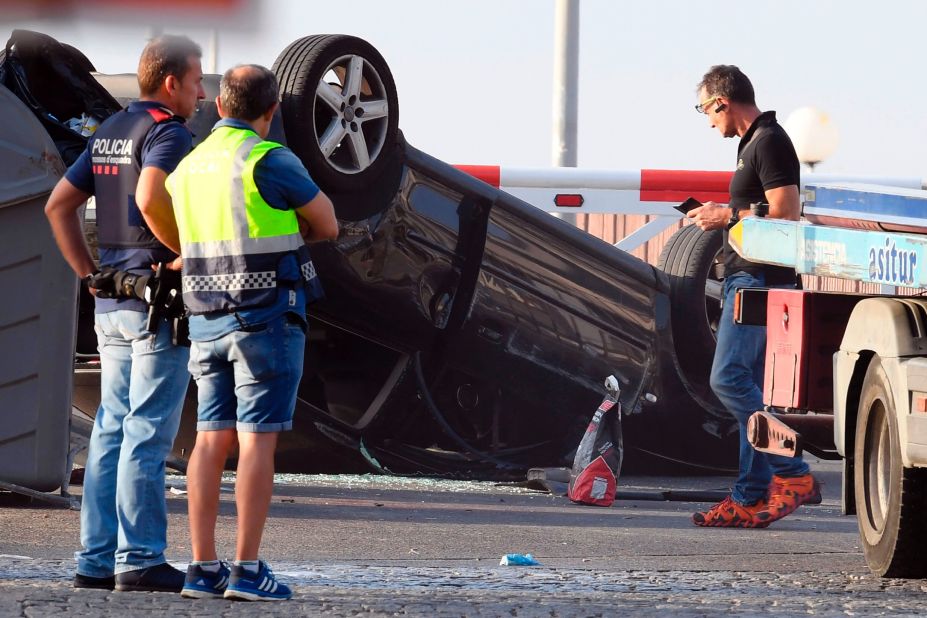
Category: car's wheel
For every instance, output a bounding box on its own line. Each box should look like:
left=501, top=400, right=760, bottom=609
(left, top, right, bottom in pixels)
left=854, top=355, right=927, bottom=577
left=273, top=35, right=399, bottom=193
left=656, top=225, right=724, bottom=401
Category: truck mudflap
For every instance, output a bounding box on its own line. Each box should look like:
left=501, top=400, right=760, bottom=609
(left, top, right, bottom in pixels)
left=747, top=410, right=839, bottom=460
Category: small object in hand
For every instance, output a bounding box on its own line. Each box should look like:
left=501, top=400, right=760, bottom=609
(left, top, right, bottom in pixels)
left=88, top=267, right=119, bottom=298
left=499, top=553, right=541, bottom=566
left=675, top=197, right=702, bottom=215
left=81, top=270, right=99, bottom=287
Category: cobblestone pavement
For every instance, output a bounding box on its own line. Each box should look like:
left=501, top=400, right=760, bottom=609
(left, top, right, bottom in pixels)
left=3, top=558, right=927, bottom=616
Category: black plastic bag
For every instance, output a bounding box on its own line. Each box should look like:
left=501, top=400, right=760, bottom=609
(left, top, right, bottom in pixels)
left=0, top=29, right=120, bottom=166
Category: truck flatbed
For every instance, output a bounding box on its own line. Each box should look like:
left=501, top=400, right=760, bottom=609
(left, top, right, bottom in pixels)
left=729, top=184, right=927, bottom=289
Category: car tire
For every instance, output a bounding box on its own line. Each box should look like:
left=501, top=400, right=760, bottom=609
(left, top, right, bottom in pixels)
left=273, top=35, right=399, bottom=193
left=854, top=355, right=927, bottom=577
left=656, top=225, right=724, bottom=401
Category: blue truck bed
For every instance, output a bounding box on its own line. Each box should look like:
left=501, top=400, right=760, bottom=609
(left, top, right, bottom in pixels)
left=729, top=184, right=927, bottom=288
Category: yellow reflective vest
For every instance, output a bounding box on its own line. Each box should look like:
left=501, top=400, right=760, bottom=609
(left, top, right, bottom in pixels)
left=167, top=125, right=321, bottom=314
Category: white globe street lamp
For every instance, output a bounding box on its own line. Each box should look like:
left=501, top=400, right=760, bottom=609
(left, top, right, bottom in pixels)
left=784, top=107, right=839, bottom=171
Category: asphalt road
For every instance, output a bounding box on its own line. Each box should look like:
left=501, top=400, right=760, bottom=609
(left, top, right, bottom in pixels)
left=2, top=459, right=927, bottom=616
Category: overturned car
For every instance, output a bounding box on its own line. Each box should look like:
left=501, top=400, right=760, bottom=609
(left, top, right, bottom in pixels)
left=1, top=30, right=736, bottom=479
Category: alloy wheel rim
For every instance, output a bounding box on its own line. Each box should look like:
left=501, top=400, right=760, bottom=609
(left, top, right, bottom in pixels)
left=314, top=53, right=390, bottom=174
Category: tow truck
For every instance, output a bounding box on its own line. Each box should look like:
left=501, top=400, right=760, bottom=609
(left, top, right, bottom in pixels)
left=727, top=183, right=927, bottom=578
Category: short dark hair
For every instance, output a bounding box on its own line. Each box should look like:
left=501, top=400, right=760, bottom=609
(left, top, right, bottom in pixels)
left=697, top=65, right=756, bottom=105
left=137, top=34, right=202, bottom=97
left=220, top=64, right=279, bottom=122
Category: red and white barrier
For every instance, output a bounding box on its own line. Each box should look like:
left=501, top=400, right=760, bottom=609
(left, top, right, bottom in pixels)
left=454, top=165, right=927, bottom=251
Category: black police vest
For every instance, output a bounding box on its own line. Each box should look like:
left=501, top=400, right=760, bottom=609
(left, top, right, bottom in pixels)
left=91, top=106, right=183, bottom=249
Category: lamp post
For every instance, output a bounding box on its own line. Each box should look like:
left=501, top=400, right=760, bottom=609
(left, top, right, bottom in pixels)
left=784, top=107, right=839, bottom=172
left=552, top=0, right=579, bottom=224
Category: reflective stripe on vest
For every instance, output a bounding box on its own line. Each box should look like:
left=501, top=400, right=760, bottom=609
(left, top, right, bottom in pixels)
left=168, top=126, right=321, bottom=313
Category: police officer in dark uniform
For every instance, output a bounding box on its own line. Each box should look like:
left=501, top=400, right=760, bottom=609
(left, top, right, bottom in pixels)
left=45, top=34, right=204, bottom=592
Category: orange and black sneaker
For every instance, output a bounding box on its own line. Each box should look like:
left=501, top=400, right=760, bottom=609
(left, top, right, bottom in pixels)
left=692, top=495, right=767, bottom=528
left=753, top=473, right=821, bottom=527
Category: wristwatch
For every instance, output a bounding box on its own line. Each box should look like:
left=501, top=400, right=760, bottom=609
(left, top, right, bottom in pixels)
left=727, top=207, right=740, bottom=229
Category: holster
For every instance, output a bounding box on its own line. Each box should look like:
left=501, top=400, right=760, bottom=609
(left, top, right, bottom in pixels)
left=171, top=316, right=190, bottom=347
left=145, top=263, right=190, bottom=346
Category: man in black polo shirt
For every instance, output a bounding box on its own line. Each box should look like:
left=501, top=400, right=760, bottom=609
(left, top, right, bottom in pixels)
left=685, top=65, right=819, bottom=528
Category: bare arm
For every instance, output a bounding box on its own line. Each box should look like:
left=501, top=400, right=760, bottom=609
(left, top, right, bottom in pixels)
left=296, top=191, right=339, bottom=242
left=44, top=177, right=95, bottom=278
left=688, top=184, right=799, bottom=231
left=136, top=167, right=181, bottom=254
left=763, top=185, right=800, bottom=221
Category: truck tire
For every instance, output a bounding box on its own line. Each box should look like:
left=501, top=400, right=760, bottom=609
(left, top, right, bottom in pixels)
left=854, top=355, right=927, bottom=577
left=656, top=225, right=723, bottom=400
left=272, top=35, right=399, bottom=193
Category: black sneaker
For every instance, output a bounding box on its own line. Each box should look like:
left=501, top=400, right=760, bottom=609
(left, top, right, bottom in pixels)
left=74, top=573, right=115, bottom=590
left=114, top=562, right=185, bottom=593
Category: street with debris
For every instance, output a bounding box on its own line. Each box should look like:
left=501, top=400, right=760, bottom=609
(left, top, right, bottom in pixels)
left=3, top=460, right=927, bottom=616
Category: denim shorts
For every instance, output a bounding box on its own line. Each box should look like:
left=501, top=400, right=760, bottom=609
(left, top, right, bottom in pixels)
left=189, top=313, right=306, bottom=432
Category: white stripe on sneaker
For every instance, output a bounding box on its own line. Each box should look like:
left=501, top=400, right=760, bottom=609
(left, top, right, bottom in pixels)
left=270, top=580, right=277, bottom=593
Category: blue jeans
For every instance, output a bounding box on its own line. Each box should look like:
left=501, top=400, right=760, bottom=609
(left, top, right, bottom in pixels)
left=709, top=271, right=809, bottom=506
left=189, top=313, right=305, bottom=433
left=76, top=310, right=189, bottom=577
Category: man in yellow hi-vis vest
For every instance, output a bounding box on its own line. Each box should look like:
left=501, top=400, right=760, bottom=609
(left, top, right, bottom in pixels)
left=166, top=64, right=337, bottom=601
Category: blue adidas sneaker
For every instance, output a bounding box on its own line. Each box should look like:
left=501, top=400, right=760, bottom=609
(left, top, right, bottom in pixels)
left=181, top=561, right=230, bottom=599
left=224, top=561, right=292, bottom=601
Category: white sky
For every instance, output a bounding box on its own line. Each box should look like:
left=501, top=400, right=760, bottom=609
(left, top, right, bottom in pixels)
left=3, top=0, right=924, bottom=177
